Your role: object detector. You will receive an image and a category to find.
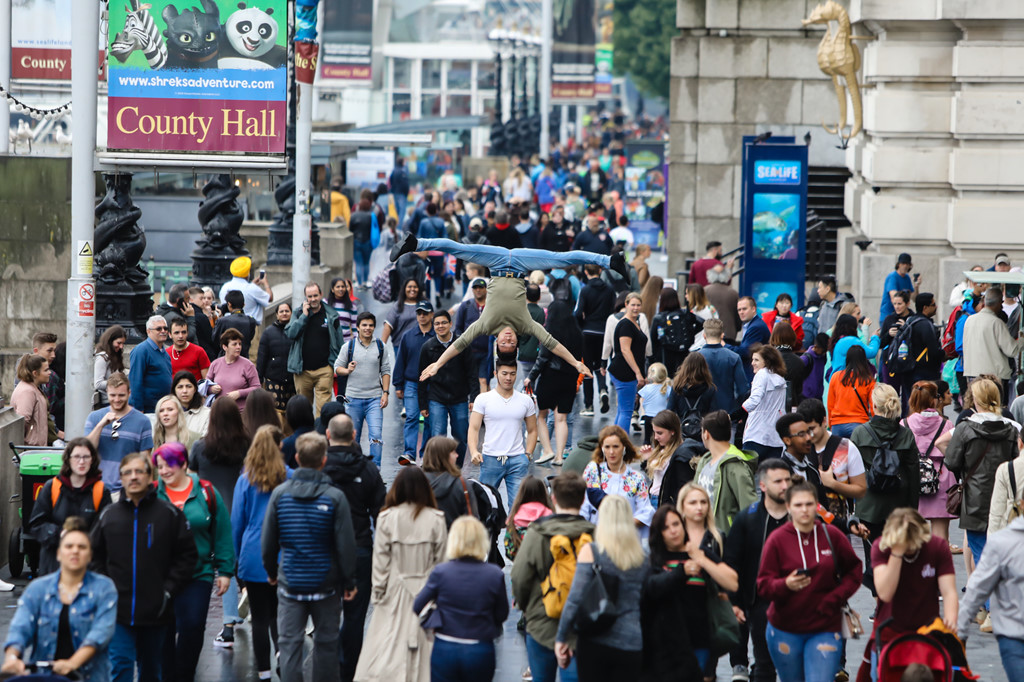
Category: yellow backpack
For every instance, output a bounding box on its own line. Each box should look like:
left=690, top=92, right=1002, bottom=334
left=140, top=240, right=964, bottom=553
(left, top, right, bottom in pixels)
left=540, top=533, right=593, bottom=619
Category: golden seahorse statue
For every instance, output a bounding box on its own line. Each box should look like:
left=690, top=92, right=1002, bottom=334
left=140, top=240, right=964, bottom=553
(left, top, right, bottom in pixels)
left=803, top=0, right=874, bottom=142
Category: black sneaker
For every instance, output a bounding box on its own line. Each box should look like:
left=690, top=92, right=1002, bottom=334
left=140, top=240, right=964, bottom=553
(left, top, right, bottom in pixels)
left=390, top=232, right=418, bottom=262
left=610, top=252, right=630, bottom=280
left=398, top=454, right=416, bottom=466
left=213, top=625, right=234, bottom=648
left=600, top=391, right=610, bottom=414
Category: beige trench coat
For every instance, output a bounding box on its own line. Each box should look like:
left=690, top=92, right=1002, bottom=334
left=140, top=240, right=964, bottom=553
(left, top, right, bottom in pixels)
left=354, top=503, right=448, bottom=682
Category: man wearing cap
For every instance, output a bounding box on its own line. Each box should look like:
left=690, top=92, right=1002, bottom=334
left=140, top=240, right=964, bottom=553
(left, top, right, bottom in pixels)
left=992, top=253, right=1012, bottom=273
left=391, top=233, right=626, bottom=382
left=286, top=283, right=345, bottom=418
left=219, top=256, right=274, bottom=362
left=881, top=252, right=919, bottom=320
left=393, top=301, right=435, bottom=466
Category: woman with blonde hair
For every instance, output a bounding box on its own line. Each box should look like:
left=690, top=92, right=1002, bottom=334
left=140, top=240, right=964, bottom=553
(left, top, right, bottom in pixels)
left=866, top=508, right=958, bottom=675
left=413, top=517, right=509, bottom=682
left=637, top=362, right=671, bottom=445
left=640, top=275, right=665, bottom=326
left=151, top=394, right=200, bottom=451
left=582, top=426, right=655, bottom=529
left=850, top=383, right=921, bottom=592
left=685, top=284, right=717, bottom=322
left=942, top=377, right=1021, bottom=606
left=555, top=495, right=648, bottom=681
left=232, top=425, right=290, bottom=681
left=355, top=467, right=447, bottom=682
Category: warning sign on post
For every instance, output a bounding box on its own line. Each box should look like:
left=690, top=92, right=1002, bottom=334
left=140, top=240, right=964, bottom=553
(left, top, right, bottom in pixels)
left=78, top=283, right=95, bottom=317
left=77, top=241, right=93, bottom=276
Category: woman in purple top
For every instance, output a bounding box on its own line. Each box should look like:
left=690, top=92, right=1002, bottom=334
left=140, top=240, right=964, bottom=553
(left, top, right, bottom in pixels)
left=206, top=328, right=261, bottom=411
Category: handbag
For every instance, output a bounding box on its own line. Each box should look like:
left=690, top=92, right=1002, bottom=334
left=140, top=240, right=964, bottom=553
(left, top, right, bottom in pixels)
left=575, top=547, right=620, bottom=636
left=417, top=599, right=442, bottom=630
left=945, top=442, right=991, bottom=516
left=820, top=523, right=862, bottom=639
left=706, top=579, right=741, bottom=655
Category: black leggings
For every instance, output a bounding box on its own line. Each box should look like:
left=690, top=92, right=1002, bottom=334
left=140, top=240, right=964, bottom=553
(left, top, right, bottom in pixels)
left=575, top=639, right=642, bottom=682
left=247, top=581, right=279, bottom=673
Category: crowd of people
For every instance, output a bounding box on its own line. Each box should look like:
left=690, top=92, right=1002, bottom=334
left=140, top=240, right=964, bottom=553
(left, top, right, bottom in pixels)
left=5, top=151, right=1024, bottom=682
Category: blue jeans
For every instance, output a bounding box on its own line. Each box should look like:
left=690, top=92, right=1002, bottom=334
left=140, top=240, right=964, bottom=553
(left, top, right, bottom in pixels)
left=997, top=636, right=1024, bottom=678
left=765, top=624, right=842, bottom=682
left=347, top=396, right=384, bottom=467
left=222, top=576, right=242, bottom=625
left=111, top=623, right=167, bottom=682
left=480, top=454, right=530, bottom=510
left=394, top=194, right=409, bottom=229
left=743, top=441, right=783, bottom=463
left=608, top=373, right=638, bottom=432
left=162, top=579, right=211, bottom=682
left=353, top=238, right=372, bottom=285
left=830, top=422, right=859, bottom=439
left=417, top=238, right=609, bottom=273
left=966, top=529, right=990, bottom=610
left=525, top=634, right=578, bottom=682
left=339, top=547, right=373, bottom=682
left=429, top=255, right=446, bottom=300
left=429, top=400, right=469, bottom=467
left=431, top=637, right=495, bottom=682
left=402, top=380, right=424, bottom=458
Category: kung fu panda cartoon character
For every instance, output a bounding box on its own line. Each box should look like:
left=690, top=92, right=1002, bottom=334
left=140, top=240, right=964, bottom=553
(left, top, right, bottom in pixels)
left=219, top=2, right=286, bottom=70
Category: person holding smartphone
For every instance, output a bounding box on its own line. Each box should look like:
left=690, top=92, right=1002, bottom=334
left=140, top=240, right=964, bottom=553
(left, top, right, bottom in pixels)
left=880, top=253, right=920, bottom=321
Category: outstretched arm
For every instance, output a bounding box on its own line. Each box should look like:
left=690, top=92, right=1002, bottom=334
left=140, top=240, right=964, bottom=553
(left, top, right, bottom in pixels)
left=420, top=340, right=462, bottom=380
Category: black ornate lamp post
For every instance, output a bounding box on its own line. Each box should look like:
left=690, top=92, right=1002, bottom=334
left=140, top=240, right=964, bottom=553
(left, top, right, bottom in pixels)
left=190, top=174, right=249, bottom=291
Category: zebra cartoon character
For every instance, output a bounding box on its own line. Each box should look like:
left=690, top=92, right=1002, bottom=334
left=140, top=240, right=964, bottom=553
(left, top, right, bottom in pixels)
left=110, top=0, right=168, bottom=69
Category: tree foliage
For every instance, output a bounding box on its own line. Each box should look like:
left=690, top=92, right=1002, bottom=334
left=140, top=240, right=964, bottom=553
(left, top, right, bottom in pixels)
left=612, top=0, right=675, bottom=99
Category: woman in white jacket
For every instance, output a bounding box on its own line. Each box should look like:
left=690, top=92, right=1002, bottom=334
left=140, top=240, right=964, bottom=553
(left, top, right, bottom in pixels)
left=989, top=443, right=1024, bottom=536
left=741, top=344, right=788, bottom=461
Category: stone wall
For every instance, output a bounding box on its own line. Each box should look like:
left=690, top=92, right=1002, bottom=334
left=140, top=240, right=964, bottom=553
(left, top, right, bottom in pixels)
left=669, top=0, right=847, bottom=275
left=846, top=1, right=1024, bottom=318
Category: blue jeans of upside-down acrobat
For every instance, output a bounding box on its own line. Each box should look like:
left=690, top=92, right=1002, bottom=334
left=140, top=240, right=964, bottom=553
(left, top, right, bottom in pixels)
left=416, top=238, right=609, bottom=274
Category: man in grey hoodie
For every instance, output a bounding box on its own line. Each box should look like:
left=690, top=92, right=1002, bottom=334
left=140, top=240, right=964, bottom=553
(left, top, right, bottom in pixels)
left=262, top=433, right=357, bottom=682
left=959, top=516, right=1024, bottom=674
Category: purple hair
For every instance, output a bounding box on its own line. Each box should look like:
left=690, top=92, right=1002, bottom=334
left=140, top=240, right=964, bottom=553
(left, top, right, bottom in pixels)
left=152, top=442, right=188, bottom=470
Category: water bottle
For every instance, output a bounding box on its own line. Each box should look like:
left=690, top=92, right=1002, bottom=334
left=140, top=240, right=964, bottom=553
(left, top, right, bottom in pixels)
left=898, top=341, right=909, bottom=362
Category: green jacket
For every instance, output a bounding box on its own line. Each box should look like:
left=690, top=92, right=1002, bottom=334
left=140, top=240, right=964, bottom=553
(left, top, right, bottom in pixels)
left=562, top=435, right=600, bottom=475
left=156, top=474, right=235, bottom=582
left=850, top=416, right=920, bottom=525
left=693, top=445, right=757, bottom=533
left=284, top=304, right=344, bottom=375
left=510, top=513, right=595, bottom=649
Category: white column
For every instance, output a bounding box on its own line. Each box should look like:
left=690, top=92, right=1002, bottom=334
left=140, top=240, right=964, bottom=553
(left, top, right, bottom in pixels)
left=0, top=0, right=10, bottom=153
left=560, top=103, right=568, bottom=147
left=65, top=0, right=100, bottom=437
left=386, top=56, right=394, bottom=123
left=292, top=79, right=313, bottom=310
left=576, top=104, right=586, bottom=145
left=411, top=58, right=422, bottom=119
left=539, top=0, right=552, bottom=157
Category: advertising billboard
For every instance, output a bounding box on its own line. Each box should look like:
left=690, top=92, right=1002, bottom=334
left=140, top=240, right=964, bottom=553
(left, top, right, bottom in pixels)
left=623, top=141, right=666, bottom=251
left=320, top=0, right=373, bottom=82
left=106, top=0, right=288, bottom=156
left=551, top=0, right=596, bottom=103
left=594, top=1, right=613, bottom=98
left=12, top=0, right=106, bottom=81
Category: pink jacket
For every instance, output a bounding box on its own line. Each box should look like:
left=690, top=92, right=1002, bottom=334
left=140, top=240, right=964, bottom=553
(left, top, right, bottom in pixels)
left=10, top=381, right=48, bottom=446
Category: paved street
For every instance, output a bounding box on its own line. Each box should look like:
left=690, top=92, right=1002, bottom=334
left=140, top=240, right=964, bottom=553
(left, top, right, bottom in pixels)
left=0, top=290, right=1008, bottom=681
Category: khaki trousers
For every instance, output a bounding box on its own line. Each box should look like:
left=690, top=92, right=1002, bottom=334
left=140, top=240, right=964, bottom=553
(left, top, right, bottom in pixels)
left=293, top=365, right=334, bottom=417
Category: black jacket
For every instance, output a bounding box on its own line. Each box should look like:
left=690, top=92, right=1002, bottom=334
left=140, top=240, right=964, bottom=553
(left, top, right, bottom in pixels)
left=483, top=224, right=523, bottom=250
left=575, top=277, right=615, bottom=334
left=213, top=311, right=256, bottom=358
left=256, top=320, right=293, bottom=385
left=658, top=440, right=706, bottom=507
left=156, top=302, right=196, bottom=345
left=392, top=253, right=428, bottom=299
left=29, top=475, right=112, bottom=575
left=666, top=384, right=717, bottom=421
left=425, top=471, right=480, bottom=528
left=323, top=446, right=386, bottom=549
left=571, top=227, right=612, bottom=255
left=348, top=209, right=374, bottom=242
left=906, top=314, right=943, bottom=379
left=722, top=499, right=789, bottom=611
left=418, top=334, right=476, bottom=409
left=582, top=169, right=607, bottom=204
left=539, top=221, right=572, bottom=252
left=91, top=487, right=197, bottom=626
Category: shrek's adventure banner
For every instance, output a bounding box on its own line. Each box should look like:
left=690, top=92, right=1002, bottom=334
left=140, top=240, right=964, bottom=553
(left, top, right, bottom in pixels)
left=107, top=0, right=287, bottom=156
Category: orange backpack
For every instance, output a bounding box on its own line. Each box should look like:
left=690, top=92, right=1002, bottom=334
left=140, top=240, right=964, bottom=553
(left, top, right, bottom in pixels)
left=51, top=478, right=104, bottom=511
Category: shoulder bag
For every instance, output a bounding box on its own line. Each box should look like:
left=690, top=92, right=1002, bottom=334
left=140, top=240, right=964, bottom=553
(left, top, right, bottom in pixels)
left=575, top=545, right=620, bottom=636
left=820, top=524, right=862, bottom=639
left=945, top=442, right=991, bottom=517
left=707, top=575, right=741, bottom=655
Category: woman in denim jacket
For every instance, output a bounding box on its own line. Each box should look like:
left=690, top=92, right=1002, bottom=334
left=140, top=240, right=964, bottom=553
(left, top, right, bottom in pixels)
left=2, top=516, right=118, bottom=681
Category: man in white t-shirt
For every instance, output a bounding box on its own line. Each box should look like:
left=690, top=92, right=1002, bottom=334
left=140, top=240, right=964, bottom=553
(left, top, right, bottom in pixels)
left=468, top=355, right=537, bottom=508
left=796, top=400, right=868, bottom=520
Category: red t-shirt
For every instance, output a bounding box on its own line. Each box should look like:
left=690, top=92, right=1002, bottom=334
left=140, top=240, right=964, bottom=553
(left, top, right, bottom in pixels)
left=165, top=480, right=193, bottom=510
left=870, top=534, right=954, bottom=645
left=167, top=343, right=210, bottom=380
left=688, top=258, right=723, bottom=287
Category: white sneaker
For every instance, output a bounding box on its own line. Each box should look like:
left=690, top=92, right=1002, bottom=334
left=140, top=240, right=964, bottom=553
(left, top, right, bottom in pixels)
left=0, top=579, right=14, bottom=592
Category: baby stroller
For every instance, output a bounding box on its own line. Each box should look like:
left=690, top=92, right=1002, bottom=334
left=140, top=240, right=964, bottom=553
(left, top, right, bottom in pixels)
left=876, top=618, right=977, bottom=682
left=0, top=661, right=82, bottom=680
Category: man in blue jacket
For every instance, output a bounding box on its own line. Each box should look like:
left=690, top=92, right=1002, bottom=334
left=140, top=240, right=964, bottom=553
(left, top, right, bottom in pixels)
left=733, top=296, right=770, bottom=381
left=394, top=301, right=436, bottom=465
left=699, top=318, right=751, bottom=414
left=128, top=315, right=173, bottom=413
left=262, top=433, right=357, bottom=682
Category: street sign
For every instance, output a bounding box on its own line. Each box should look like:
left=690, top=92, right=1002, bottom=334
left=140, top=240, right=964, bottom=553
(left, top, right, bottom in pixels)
left=77, top=283, right=95, bottom=317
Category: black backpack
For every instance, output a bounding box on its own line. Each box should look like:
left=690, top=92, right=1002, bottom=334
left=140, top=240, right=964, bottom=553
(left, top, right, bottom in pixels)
left=549, top=276, right=573, bottom=303
left=660, top=310, right=698, bottom=354
left=862, top=424, right=903, bottom=494
left=678, top=394, right=703, bottom=441
left=884, top=315, right=927, bottom=376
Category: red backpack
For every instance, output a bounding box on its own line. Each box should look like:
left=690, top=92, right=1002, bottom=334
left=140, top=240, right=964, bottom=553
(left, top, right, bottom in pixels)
left=940, top=306, right=963, bottom=360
